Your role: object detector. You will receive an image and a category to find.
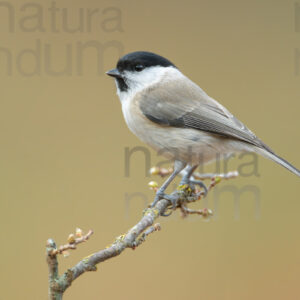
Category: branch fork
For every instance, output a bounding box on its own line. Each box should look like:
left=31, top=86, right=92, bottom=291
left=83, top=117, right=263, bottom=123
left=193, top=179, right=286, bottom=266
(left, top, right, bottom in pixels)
left=46, top=168, right=238, bottom=299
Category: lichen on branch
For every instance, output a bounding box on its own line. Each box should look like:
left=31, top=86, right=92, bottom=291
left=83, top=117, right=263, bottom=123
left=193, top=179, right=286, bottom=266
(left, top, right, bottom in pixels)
left=46, top=168, right=238, bottom=300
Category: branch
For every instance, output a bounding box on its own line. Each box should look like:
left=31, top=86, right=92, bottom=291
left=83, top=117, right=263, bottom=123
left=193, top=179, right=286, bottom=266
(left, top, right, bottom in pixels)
left=46, top=169, right=238, bottom=299
left=48, top=229, right=94, bottom=257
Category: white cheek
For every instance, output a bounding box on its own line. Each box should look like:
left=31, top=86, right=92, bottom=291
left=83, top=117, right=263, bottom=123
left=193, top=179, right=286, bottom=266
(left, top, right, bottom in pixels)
left=124, top=67, right=166, bottom=91
left=115, top=66, right=182, bottom=103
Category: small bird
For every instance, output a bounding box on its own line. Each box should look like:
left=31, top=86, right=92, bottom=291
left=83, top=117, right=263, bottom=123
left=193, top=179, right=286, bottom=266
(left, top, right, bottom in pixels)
left=106, top=51, right=300, bottom=207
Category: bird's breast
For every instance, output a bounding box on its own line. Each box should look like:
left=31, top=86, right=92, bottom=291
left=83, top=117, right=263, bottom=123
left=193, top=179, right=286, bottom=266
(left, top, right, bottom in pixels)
left=121, top=96, right=156, bottom=140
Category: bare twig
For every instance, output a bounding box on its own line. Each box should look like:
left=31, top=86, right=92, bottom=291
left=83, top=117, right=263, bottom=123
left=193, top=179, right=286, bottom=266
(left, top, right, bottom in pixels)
left=48, top=230, right=94, bottom=257
left=180, top=205, right=213, bottom=218
left=193, top=170, right=239, bottom=181
left=150, top=166, right=174, bottom=177
left=46, top=169, right=238, bottom=299
left=130, top=223, right=161, bottom=249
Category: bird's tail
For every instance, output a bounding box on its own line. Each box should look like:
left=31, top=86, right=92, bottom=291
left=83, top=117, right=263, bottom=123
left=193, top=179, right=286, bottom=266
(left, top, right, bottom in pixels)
left=255, top=147, right=300, bottom=177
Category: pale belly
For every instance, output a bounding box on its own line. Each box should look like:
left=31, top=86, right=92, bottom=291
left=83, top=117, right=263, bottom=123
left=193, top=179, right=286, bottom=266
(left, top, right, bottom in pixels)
left=122, top=99, right=252, bottom=166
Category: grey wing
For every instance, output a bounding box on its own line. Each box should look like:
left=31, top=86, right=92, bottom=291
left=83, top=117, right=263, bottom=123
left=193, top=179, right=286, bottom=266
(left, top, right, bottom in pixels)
left=139, top=81, right=272, bottom=152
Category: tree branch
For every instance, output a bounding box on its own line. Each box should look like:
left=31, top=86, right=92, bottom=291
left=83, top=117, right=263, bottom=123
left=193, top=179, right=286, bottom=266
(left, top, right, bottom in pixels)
left=46, top=170, right=238, bottom=299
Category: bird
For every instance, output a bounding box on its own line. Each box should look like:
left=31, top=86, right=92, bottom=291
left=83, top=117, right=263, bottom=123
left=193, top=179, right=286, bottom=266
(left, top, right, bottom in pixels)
left=106, top=51, right=300, bottom=208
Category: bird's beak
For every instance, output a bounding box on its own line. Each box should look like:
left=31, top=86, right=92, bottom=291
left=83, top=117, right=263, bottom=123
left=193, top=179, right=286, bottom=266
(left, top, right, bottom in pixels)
left=106, top=68, right=122, bottom=79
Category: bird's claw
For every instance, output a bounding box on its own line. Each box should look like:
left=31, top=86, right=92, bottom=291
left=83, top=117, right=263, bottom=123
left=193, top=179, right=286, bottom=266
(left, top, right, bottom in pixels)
left=160, top=194, right=180, bottom=216
left=189, top=179, right=208, bottom=196
left=151, top=190, right=179, bottom=216
left=150, top=190, right=164, bottom=208
left=179, top=178, right=208, bottom=197
left=150, top=178, right=207, bottom=216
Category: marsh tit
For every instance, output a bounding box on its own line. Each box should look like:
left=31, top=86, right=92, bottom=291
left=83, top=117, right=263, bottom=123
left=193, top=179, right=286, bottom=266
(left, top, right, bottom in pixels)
left=106, top=51, right=299, bottom=207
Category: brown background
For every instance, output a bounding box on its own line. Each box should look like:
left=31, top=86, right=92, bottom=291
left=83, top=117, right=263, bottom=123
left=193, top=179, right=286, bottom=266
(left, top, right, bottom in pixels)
left=0, top=0, right=299, bottom=299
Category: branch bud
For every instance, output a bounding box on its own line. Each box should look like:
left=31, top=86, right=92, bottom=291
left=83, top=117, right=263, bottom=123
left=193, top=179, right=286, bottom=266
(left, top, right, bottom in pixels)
left=150, top=167, right=160, bottom=175
left=148, top=181, right=158, bottom=189
left=76, top=228, right=83, bottom=238
left=68, top=234, right=76, bottom=244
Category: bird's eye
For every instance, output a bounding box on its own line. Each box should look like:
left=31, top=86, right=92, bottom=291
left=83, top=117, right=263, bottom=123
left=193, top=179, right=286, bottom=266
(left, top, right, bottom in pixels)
left=134, top=64, right=144, bottom=72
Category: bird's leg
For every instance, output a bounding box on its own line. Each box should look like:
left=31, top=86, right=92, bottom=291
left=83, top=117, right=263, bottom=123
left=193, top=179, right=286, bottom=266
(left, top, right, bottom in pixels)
left=151, top=160, right=186, bottom=208
left=180, top=165, right=198, bottom=185
left=180, top=165, right=208, bottom=196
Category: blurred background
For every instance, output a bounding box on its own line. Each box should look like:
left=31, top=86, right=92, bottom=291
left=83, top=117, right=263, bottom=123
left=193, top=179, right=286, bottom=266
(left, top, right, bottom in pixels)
left=0, top=0, right=299, bottom=299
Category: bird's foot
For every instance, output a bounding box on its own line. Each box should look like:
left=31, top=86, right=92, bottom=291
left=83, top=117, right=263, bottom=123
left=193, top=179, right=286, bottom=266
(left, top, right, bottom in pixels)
left=179, top=178, right=208, bottom=197
left=151, top=190, right=180, bottom=216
